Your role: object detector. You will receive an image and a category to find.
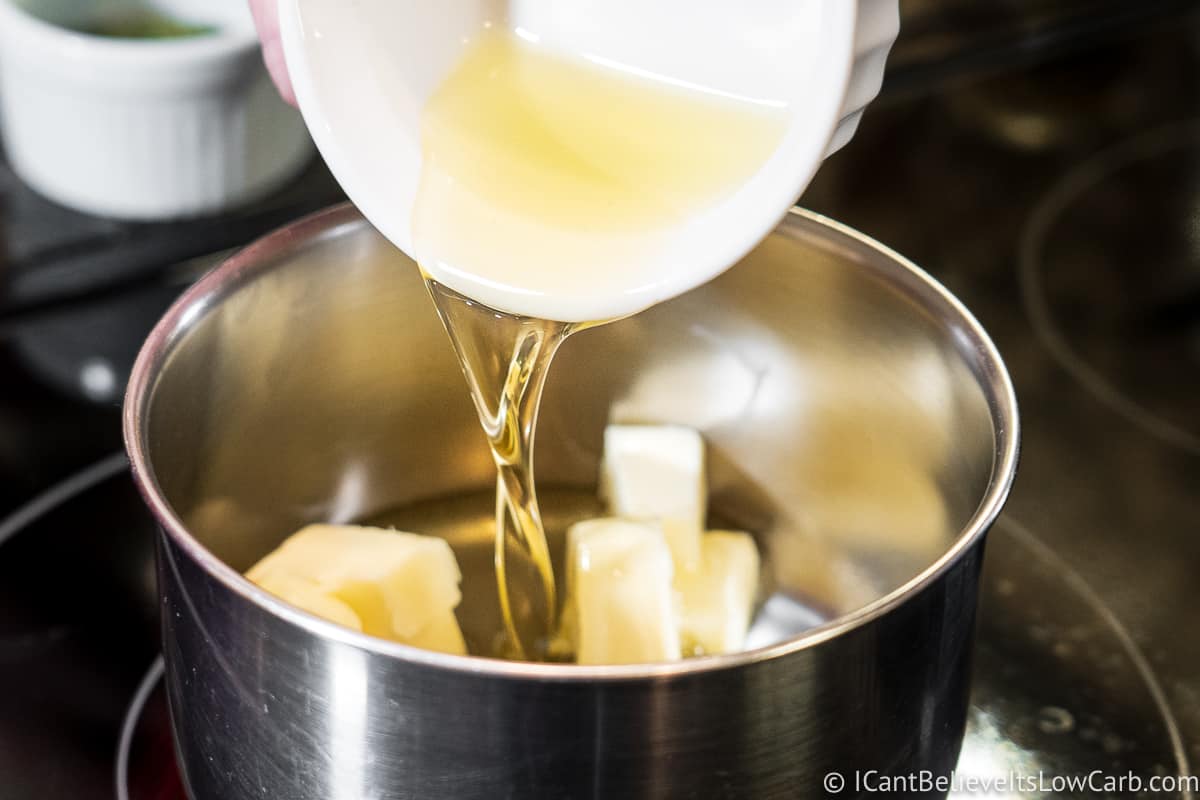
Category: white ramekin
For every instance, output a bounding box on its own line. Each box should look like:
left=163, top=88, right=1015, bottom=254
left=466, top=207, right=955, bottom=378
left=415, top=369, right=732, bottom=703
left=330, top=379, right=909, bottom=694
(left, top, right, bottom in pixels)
left=0, top=0, right=313, bottom=220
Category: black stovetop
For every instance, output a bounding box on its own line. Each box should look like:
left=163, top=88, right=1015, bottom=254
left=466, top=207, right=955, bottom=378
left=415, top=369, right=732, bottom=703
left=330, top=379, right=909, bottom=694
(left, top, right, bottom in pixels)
left=2, top=4, right=1198, bottom=798
left=0, top=157, right=344, bottom=516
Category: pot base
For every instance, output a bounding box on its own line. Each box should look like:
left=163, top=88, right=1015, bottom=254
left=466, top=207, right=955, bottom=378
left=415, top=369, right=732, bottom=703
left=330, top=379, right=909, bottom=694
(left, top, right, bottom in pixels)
left=118, top=518, right=1190, bottom=800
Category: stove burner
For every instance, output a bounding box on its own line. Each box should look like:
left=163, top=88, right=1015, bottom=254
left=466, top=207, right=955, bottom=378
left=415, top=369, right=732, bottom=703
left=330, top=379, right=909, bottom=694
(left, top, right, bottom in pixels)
left=116, top=660, right=183, bottom=800
left=958, top=518, right=1192, bottom=799
left=114, top=520, right=1191, bottom=800
left=1019, top=120, right=1200, bottom=454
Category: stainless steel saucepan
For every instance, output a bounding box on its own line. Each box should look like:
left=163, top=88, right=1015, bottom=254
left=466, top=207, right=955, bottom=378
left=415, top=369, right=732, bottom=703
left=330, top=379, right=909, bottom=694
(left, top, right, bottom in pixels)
left=124, top=205, right=1018, bottom=799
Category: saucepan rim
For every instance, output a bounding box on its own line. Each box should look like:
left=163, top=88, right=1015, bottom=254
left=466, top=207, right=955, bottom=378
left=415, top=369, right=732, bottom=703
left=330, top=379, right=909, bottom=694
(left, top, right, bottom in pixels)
left=123, top=203, right=1020, bottom=682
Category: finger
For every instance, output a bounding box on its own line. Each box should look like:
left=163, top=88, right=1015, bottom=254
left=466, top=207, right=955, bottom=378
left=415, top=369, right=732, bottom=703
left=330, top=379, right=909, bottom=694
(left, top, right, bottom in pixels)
left=249, top=0, right=297, bottom=107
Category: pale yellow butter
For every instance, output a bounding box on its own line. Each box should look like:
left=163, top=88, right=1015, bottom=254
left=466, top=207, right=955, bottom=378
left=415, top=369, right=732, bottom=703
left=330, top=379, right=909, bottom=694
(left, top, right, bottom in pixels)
left=566, top=518, right=681, bottom=665
left=247, top=524, right=466, bottom=655
left=600, top=424, right=706, bottom=572
left=676, top=531, right=761, bottom=656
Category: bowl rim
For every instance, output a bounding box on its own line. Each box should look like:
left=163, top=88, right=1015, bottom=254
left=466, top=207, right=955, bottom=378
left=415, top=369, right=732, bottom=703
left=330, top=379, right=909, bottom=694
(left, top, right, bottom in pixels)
left=0, top=0, right=258, bottom=66
left=123, top=202, right=1020, bottom=682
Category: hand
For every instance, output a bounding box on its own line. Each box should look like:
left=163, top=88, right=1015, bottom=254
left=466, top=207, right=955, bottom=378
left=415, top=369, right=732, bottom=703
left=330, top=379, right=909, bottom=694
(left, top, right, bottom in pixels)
left=249, top=0, right=296, bottom=106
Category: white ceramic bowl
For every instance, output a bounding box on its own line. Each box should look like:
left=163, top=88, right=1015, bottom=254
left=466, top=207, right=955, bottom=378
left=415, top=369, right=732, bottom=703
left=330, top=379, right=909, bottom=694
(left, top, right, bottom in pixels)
left=280, top=0, right=899, bottom=321
left=0, top=0, right=314, bottom=220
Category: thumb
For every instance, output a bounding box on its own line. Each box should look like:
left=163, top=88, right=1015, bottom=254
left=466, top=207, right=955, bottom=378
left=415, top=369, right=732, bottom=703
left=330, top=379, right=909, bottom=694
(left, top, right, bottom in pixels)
left=249, top=0, right=297, bottom=107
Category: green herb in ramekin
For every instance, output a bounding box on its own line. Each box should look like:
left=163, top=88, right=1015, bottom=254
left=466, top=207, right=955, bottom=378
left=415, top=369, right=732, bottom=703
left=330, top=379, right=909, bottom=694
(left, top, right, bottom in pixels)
left=72, top=10, right=215, bottom=39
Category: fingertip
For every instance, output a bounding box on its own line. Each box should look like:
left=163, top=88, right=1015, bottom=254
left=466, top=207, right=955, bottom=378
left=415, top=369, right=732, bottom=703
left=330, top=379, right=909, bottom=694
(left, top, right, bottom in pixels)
left=263, top=42, right=298, bottom=108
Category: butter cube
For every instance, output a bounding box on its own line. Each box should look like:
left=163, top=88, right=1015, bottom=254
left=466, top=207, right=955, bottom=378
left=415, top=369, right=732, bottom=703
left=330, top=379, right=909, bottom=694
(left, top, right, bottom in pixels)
left=251, top=572, right=363, bottom=632
left=600, top=424, right=705, bottom=572
left=566, top=518, right=681, bottom=665
left=677, top=531, right=760, bottom=655
left=247, top=524, right=466, bottom=655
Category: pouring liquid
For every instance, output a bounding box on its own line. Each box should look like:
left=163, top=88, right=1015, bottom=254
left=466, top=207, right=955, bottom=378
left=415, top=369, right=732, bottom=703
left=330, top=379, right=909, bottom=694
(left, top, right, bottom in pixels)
left=425, top=279, right=578, bottom=657
left=414, top=30, right=787, bottom=659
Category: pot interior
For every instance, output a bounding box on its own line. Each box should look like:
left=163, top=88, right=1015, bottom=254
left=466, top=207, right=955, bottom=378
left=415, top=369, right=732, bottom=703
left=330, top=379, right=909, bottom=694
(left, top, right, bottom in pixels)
left=139, top=208, right=1011, bottom=651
